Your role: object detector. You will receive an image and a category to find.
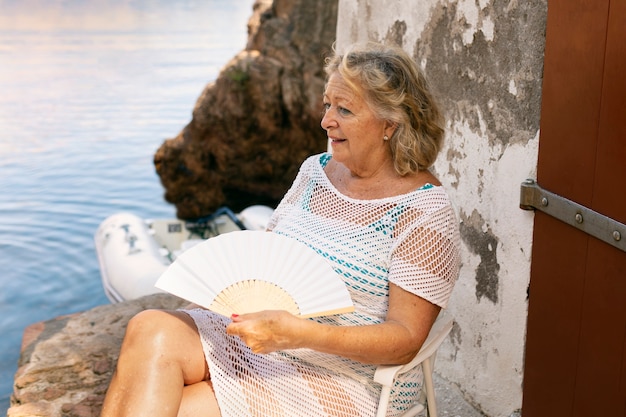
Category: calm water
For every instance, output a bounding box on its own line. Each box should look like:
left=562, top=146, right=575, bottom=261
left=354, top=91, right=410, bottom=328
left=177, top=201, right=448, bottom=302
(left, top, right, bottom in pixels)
left=0, top=0, right=254, bottom=412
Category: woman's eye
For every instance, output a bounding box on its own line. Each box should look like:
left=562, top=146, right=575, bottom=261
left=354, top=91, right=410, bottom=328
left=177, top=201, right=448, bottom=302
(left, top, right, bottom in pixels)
left=322, top=103, right=352, bottom=116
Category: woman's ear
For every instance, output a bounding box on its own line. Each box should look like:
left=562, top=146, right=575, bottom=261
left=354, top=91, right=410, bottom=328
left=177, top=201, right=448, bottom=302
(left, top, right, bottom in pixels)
left=384, top=121, right=398, bottom=139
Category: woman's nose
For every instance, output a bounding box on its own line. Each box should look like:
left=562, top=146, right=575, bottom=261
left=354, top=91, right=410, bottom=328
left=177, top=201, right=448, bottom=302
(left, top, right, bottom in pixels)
left=321, top=108, right=336, bottom=130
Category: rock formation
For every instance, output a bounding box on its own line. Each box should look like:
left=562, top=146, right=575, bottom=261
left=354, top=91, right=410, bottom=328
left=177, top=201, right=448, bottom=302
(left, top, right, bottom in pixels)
left=9, top=294, right=188, bottom=417
left=154, top=0, right=338, bottom=219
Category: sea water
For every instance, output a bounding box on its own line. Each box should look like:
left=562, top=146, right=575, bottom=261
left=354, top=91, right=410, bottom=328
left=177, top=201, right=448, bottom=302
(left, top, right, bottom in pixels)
left=0, top=0, right=254, bottom=412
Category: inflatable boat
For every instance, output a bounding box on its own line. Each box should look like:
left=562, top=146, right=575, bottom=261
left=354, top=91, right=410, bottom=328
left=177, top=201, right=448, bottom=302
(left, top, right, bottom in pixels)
left=94, top=205, right=274, bottom=303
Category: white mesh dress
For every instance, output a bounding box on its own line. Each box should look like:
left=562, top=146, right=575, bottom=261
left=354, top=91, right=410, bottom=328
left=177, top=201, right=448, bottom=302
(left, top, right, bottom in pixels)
left=184, top=153, right=460, bottom=417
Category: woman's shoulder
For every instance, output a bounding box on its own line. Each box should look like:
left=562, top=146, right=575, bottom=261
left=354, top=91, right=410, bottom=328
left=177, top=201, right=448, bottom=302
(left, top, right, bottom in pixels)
left=397, top=171, right=455, bottom=211
left=298, top=152, right=331, bottom=174
left=402, top=185, right=458, bottom=228
left=301, top=152, right=331, bottom=166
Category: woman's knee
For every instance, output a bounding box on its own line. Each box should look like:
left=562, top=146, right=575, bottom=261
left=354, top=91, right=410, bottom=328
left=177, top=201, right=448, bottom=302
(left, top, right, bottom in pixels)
left=125, top=309, right=167, bottom=337
left=122, top=309, right=196, bottom=353
left=119, top=309, right=207, bottom=382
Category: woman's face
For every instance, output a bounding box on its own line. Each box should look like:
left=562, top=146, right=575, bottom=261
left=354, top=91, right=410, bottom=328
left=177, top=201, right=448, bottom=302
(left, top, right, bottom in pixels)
left=321, top=72, right=393, bottom=173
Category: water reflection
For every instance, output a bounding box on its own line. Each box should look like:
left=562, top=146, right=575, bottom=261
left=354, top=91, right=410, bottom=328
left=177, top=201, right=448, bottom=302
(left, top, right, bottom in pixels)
left=0, top=0, right=254, bottom=412
left=0, top=0, right=248, bottom=32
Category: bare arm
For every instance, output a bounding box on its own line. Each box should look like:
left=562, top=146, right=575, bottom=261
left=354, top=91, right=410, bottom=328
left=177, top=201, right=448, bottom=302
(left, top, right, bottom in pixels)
left=226, top=282, right=440, bottom=365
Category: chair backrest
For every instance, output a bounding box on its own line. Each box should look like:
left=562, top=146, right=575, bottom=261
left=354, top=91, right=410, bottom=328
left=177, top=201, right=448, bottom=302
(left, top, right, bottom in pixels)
left=374, top=313, right=454, bottom=417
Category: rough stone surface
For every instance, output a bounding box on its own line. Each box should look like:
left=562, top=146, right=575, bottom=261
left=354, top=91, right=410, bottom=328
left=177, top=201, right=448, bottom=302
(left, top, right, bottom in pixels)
left=8, top=294, right=187, bottom=417
left=154, top=0, right=339, bottom=219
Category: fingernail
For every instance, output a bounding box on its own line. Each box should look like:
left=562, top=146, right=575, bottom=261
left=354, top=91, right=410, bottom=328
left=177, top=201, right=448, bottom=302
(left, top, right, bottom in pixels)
left=231, top=314, right=239, bottom=318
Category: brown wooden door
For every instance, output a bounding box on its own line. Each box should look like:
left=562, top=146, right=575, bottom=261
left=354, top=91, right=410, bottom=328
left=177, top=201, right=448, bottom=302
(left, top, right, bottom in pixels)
left=522, top=0, right=626, bottom=416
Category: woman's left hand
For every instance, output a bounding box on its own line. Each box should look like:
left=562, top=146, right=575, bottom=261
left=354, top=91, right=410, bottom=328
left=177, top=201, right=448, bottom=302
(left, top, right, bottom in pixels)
left=226, top=310, right=304, bottom=354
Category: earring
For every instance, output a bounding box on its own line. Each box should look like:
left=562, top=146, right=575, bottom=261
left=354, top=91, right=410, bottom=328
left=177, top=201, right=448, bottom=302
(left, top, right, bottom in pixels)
left=383, top=135, right=389, bottom=141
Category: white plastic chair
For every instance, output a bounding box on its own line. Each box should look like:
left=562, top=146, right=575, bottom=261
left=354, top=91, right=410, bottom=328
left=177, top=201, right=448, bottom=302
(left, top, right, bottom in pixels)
left=374, top=313, right=454, bottom=417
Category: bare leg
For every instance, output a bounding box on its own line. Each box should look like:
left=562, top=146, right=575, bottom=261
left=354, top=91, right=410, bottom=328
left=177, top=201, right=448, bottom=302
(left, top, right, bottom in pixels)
left=178, top=380, right=221, bottom=417
left=100, top=309, right=220, bottom=417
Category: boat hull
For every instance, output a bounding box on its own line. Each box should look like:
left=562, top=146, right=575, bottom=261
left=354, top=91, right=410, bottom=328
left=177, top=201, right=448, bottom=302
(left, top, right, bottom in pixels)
left=95, top=213, right=170, bottom=303
left=95, top=206, right=274, bottom=303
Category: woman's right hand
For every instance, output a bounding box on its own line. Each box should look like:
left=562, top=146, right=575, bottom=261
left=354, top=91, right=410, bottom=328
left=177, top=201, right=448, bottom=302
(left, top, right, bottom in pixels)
left=226, top=310, right=306, bottom=354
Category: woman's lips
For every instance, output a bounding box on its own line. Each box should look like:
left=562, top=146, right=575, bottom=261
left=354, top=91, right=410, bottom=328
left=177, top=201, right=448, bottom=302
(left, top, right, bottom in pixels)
left=329, top=136, right=346, bottom=143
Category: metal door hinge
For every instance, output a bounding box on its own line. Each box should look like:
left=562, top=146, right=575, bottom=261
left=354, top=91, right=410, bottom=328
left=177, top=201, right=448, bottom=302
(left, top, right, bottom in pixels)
left=520, top=179, right=626, bottom=253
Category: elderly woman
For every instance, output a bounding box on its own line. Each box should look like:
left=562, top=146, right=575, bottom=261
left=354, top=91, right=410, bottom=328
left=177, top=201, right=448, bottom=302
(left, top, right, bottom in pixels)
left=100, top=42, right=460, bottom=417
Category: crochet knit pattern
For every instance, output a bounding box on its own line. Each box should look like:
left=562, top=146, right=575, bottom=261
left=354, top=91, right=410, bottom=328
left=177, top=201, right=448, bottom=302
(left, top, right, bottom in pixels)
left=185, top=153, right=460, bottom=416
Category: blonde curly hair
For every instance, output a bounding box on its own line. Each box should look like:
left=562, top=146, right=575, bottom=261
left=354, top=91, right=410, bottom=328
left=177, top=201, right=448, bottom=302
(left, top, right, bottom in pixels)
left=324, top=42, right=444, bottom=175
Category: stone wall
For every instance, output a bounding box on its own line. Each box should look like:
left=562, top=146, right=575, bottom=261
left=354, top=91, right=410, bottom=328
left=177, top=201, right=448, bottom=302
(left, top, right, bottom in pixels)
left=335, top=1, right=547, bottom=416
left=9, top=294, right=187, bottom=417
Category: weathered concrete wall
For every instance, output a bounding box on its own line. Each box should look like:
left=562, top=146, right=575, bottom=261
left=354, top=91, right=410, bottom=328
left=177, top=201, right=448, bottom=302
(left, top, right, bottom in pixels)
left=335, top=1, right=547, bottom=416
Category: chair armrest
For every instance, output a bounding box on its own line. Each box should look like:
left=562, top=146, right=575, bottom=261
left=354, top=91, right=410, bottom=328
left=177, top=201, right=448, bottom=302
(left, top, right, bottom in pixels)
left=374, top=314, right=454, bottom=387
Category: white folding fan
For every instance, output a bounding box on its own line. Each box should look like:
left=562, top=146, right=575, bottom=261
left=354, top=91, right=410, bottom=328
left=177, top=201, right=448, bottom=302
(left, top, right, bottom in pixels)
left=154, top=230, right=354, bottom=318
